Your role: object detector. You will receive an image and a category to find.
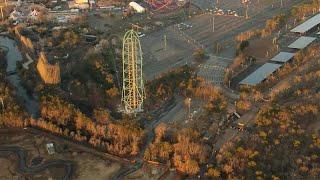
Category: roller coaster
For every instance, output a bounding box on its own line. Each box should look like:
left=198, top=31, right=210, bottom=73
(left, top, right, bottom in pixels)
left=144, top=0, right=189, bottom=13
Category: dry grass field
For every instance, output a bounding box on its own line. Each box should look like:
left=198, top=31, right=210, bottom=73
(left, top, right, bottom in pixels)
left=0, top=130, right=122, bottom=180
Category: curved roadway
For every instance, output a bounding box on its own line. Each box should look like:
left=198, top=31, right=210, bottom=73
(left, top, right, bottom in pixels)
left=0, top=146, right=73, bottom=180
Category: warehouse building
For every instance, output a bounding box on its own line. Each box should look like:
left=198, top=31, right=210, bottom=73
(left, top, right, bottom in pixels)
left=291, top=13, right=320, bottom=34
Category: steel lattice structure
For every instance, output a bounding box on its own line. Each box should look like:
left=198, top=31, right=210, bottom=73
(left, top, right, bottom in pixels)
left=121, top=29, right=144, bottom=114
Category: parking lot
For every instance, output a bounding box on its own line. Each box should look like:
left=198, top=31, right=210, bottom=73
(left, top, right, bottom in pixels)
left=141, top=27, right=194, bottom=80
left=183, top=14, right=244, bottom=51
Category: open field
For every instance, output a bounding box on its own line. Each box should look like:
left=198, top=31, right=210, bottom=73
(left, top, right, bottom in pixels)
left=0, top=129, right=122, bottom=180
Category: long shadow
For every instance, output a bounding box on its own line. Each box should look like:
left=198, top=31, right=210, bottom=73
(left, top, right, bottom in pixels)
left=0, top=146, right=73, bottom=180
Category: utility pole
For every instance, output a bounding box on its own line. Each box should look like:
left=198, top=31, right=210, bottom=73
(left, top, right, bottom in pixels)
left=0, top=97, right=4, bottom=112
left=280, top=0, right=283, bottom=7
left=212, top=16, right=215, bottom=32
left=241, top=0, right=250, bottom=19
left=0, top=6, right=3, bottom=20
left=164, top=34, right=167, bottom=50
left=245, top=3, right=249, bottom=19
left=187, top=97, right=191, bottom=120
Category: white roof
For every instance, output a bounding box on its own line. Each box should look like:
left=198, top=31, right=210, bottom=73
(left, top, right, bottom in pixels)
left=291, top=14, right=320, bottom=33
left=239, top=63, right=282, bottom=86
left=270, top=52, right=295, bottom=63
left=46, top=143, right=55, bottom=155
left=288, top=36, right=316, bottom=49
left=317, top=31, right=320, bottom=35
left=129, top=2, right=145, bottom=13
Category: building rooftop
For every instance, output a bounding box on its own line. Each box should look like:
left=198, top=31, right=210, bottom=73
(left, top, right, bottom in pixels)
left=290, top=13, right=320, bottom=33
left=288, top=36, right=316, bottom=49
left=239, top=63, right=282, bottom=86
left=46, top=143, right=55, bottom=155
left=270, top=52, right=295, bottom=63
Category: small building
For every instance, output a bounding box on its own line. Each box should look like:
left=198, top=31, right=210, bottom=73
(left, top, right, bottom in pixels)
left=69, top=0, right=89, bottom=9
left=75, top=0, right=88, bottom=4
left=270, top=52, right=295, bottom=63
left=239, top=63, right=282, bottom=86
left=291, top=13, right=320, bottom=34
left=129, top=2, right=145, bottom=13
left=46, top=143, right=55, bottom=155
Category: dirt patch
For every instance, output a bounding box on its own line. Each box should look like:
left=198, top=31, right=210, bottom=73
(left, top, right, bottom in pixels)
left=244, top=38, right=278, bottom=62
left=0, top=131, right=122, bottom=180
left=0, top=158, right=21, bottom=180
left=75, top=152, right=121, bottom=180
left=125, top=163, right=167, bottom=180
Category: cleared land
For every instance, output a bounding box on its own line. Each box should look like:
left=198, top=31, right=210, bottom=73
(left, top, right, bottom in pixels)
left=0, top=130, right=122, bottom=180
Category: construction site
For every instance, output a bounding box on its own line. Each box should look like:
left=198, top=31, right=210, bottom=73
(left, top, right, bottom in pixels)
left=1, top=0, right=320, bottom=179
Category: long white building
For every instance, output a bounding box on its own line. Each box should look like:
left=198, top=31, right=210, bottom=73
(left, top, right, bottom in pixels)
left=129, top=2, right=145, bottom=13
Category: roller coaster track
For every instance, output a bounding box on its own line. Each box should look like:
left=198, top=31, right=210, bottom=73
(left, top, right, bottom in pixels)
left=0, top=146, right=73, bottom=180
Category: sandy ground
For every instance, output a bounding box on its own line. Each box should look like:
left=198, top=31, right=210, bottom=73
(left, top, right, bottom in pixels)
left=76, top=153, right=121, bottom=180
left=244, top=38, right=278, bottom=61
left=0, top=158, right=20, bottom=180
left=125, top=163, right=167, bottom=180
left=0, top=131, right=122, bottom=180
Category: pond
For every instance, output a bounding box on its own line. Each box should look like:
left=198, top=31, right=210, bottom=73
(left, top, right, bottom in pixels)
left=0, top=35, right=39, bottom=118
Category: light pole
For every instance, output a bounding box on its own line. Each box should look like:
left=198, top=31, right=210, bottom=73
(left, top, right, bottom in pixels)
left=186, top=97, right=192, bottom=120
left=245, top=3, right=249, bottom=19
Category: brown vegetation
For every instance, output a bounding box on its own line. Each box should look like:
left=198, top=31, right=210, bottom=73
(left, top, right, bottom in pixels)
left=14, top=26, right=35, bottom=52
left=0, top=59, right=28, bottom=128
left=205, top=59, right=320, bottom=179
left=34, top=94, right=144, bottom=157
left=37, top=52, right=61, bottom=84
left=144, top=127, right=209, bottom=175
